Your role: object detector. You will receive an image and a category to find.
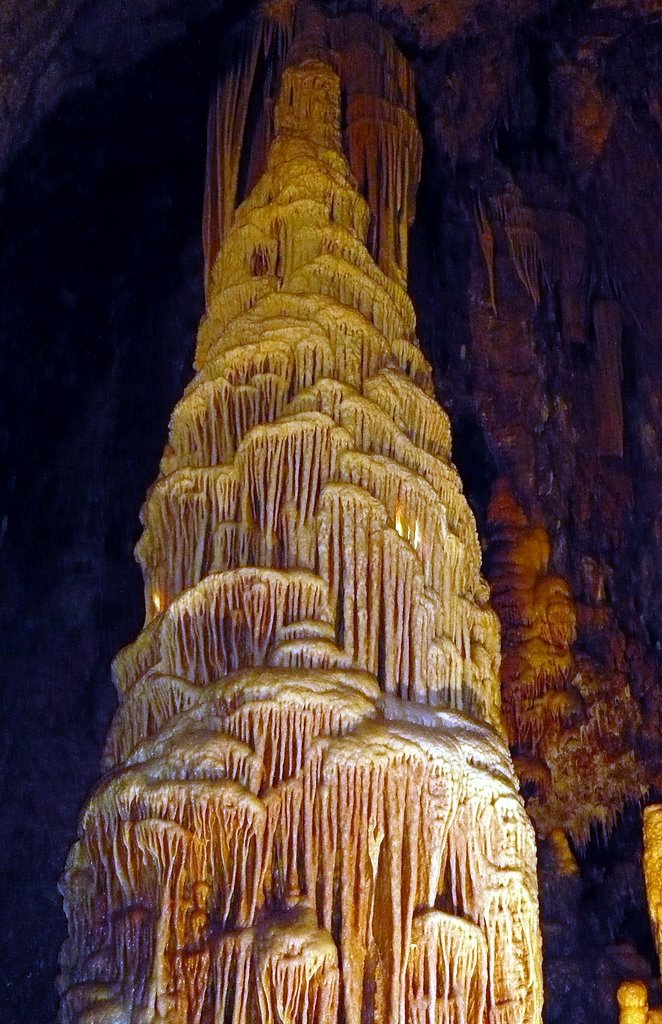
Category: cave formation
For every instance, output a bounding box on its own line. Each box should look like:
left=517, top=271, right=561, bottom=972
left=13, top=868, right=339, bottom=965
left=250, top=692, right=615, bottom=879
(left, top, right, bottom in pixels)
left=4, top=1, right=662, bottom=1024
left=59, top=5, right=545, bottom=1022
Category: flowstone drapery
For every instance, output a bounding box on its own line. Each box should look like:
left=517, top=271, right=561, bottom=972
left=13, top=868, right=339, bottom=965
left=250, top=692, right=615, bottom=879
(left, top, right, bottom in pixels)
left=58, top=7, right=544, bottom=1024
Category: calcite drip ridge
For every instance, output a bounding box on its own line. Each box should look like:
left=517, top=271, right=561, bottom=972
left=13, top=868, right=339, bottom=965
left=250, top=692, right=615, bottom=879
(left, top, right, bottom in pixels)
left=59, top=10, right=544, bottom=1024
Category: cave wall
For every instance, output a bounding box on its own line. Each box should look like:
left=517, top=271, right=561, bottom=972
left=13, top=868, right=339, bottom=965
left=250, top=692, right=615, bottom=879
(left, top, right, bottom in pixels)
left=3, top=2, right=662, bottom=1023
left=405, top=5, right=662, bottom=1017
left=408, top=1, right=662, bottom=831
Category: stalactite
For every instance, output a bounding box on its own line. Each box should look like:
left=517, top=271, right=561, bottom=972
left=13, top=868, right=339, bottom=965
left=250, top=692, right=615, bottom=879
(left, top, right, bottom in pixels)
left=219, top=671, right=378, bottom=788
left=505, top=224, right=544, bottom=306
left=59, top=15, right=543, bottom=1024
left=593, top=297, right=625, bottom=458
left=330, top=12, right=421, bottom=284
left=491, top=191, right=547, bottom=307
left=209, top=929, right=254, bottom=1024
left=447, top=794, right=542, bottom=1024
left=310, top=722, right=439, bottom=1024
left=164, top=370, right=291, bottom=474
left=103, top=673, right=202, bottom=768
left=160, top=569, right=333, bottom=685
left=318, top=482, right=387, bottom=676
left=475, top=196, right=498, bottom=316
left=137, top=466, right=240, bottom=613
left=287, top=378, right=444, bottom=485
left=364, top=369, right=452, bottom=460
left=236, top=412, right=352, bottom=569
left=203, top=3, right=295, bottom=296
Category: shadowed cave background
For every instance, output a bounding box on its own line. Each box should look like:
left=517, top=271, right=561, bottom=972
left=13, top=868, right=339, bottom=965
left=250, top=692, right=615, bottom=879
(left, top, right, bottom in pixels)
left=3, top=1, right=662, bottom=1021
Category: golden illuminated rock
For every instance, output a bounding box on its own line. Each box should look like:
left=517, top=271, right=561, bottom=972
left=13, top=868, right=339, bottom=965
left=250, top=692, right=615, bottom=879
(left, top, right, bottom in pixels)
left=617, top=981, right=649, bottom=1024
left=487, top=477, right=642, bottom=845
left=58, top=6, right=544, bottom=1024
left=616, top=808, right=662, bottom=1024
left=644, top=804, right=662, bottom=970
left=548, top=828, right=579, bottom=877
left=616, top=978, right=662, bottom=1024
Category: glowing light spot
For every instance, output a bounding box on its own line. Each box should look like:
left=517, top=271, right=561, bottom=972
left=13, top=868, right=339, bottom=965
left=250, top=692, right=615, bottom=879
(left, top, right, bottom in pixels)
left=152, top=593, right=162, bottom=613
left=395, top=507, right=421, bottom=551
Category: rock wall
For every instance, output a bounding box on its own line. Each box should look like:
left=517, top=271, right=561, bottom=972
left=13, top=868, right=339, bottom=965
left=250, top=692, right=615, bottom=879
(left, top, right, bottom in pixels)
left=407, top=5, right=662, bottom=828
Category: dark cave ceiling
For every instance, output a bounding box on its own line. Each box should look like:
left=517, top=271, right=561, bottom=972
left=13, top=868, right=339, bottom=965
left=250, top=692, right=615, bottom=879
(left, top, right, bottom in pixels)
left=4, top=0, right=662, bottom=176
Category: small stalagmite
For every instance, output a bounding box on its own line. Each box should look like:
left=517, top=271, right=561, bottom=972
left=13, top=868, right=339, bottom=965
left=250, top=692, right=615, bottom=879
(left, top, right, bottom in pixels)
left=616, top=805, right=662, bottom=1024
left=58, top=5, right=544, bottom=1024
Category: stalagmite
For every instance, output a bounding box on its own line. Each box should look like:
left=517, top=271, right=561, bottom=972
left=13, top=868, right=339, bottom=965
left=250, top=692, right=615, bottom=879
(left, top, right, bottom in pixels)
left=202, top=1, right=296, bottom=297
left=59, top=6, right=543, bottom=1024
left=616, top=806, right=662, bottom=1024
left=617, top=981, right=651, bottom=1024
left=644, top=804, right=662, bottom=969
left=505, top=224, right=543, bottom=306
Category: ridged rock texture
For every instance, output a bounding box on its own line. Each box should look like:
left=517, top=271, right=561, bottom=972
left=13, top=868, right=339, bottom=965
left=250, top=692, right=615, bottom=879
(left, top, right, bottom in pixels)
left=435, top=180, right=651, bottom=848
left=58, top=6, right=543, bottom=1024
left=486, top=479, right=643, bottom=845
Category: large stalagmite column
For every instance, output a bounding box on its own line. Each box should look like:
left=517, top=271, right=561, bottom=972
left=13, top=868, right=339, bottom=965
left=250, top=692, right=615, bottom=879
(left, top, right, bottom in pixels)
left=58, top=7, right=544, bottom=1024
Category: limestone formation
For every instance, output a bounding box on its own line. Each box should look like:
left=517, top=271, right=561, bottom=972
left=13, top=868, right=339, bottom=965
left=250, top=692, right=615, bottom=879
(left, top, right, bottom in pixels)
left=616, top=806, right=662, bottom=1024
left=58, top=7, right=543, bottom=1024
left=644, top=804, right=662, bottom=970
left=617, top=981, right=653, bottom=1024
left=487, top=478, right=643, bottom=844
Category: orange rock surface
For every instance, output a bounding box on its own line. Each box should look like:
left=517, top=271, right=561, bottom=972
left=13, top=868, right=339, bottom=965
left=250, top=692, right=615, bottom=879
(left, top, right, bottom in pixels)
left=488, top=479, right=643, bottom=844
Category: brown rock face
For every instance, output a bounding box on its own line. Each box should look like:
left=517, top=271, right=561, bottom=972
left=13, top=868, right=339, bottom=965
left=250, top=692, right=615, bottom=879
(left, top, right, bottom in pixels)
left=487, top=479, right=643, bottom=844
left=57, top=8, right=543, bottom=1024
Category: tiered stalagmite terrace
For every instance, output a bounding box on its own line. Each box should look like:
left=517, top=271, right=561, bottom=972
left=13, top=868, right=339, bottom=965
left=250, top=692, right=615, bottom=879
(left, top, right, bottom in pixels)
left=58, top=5, right=544, bottom=1024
